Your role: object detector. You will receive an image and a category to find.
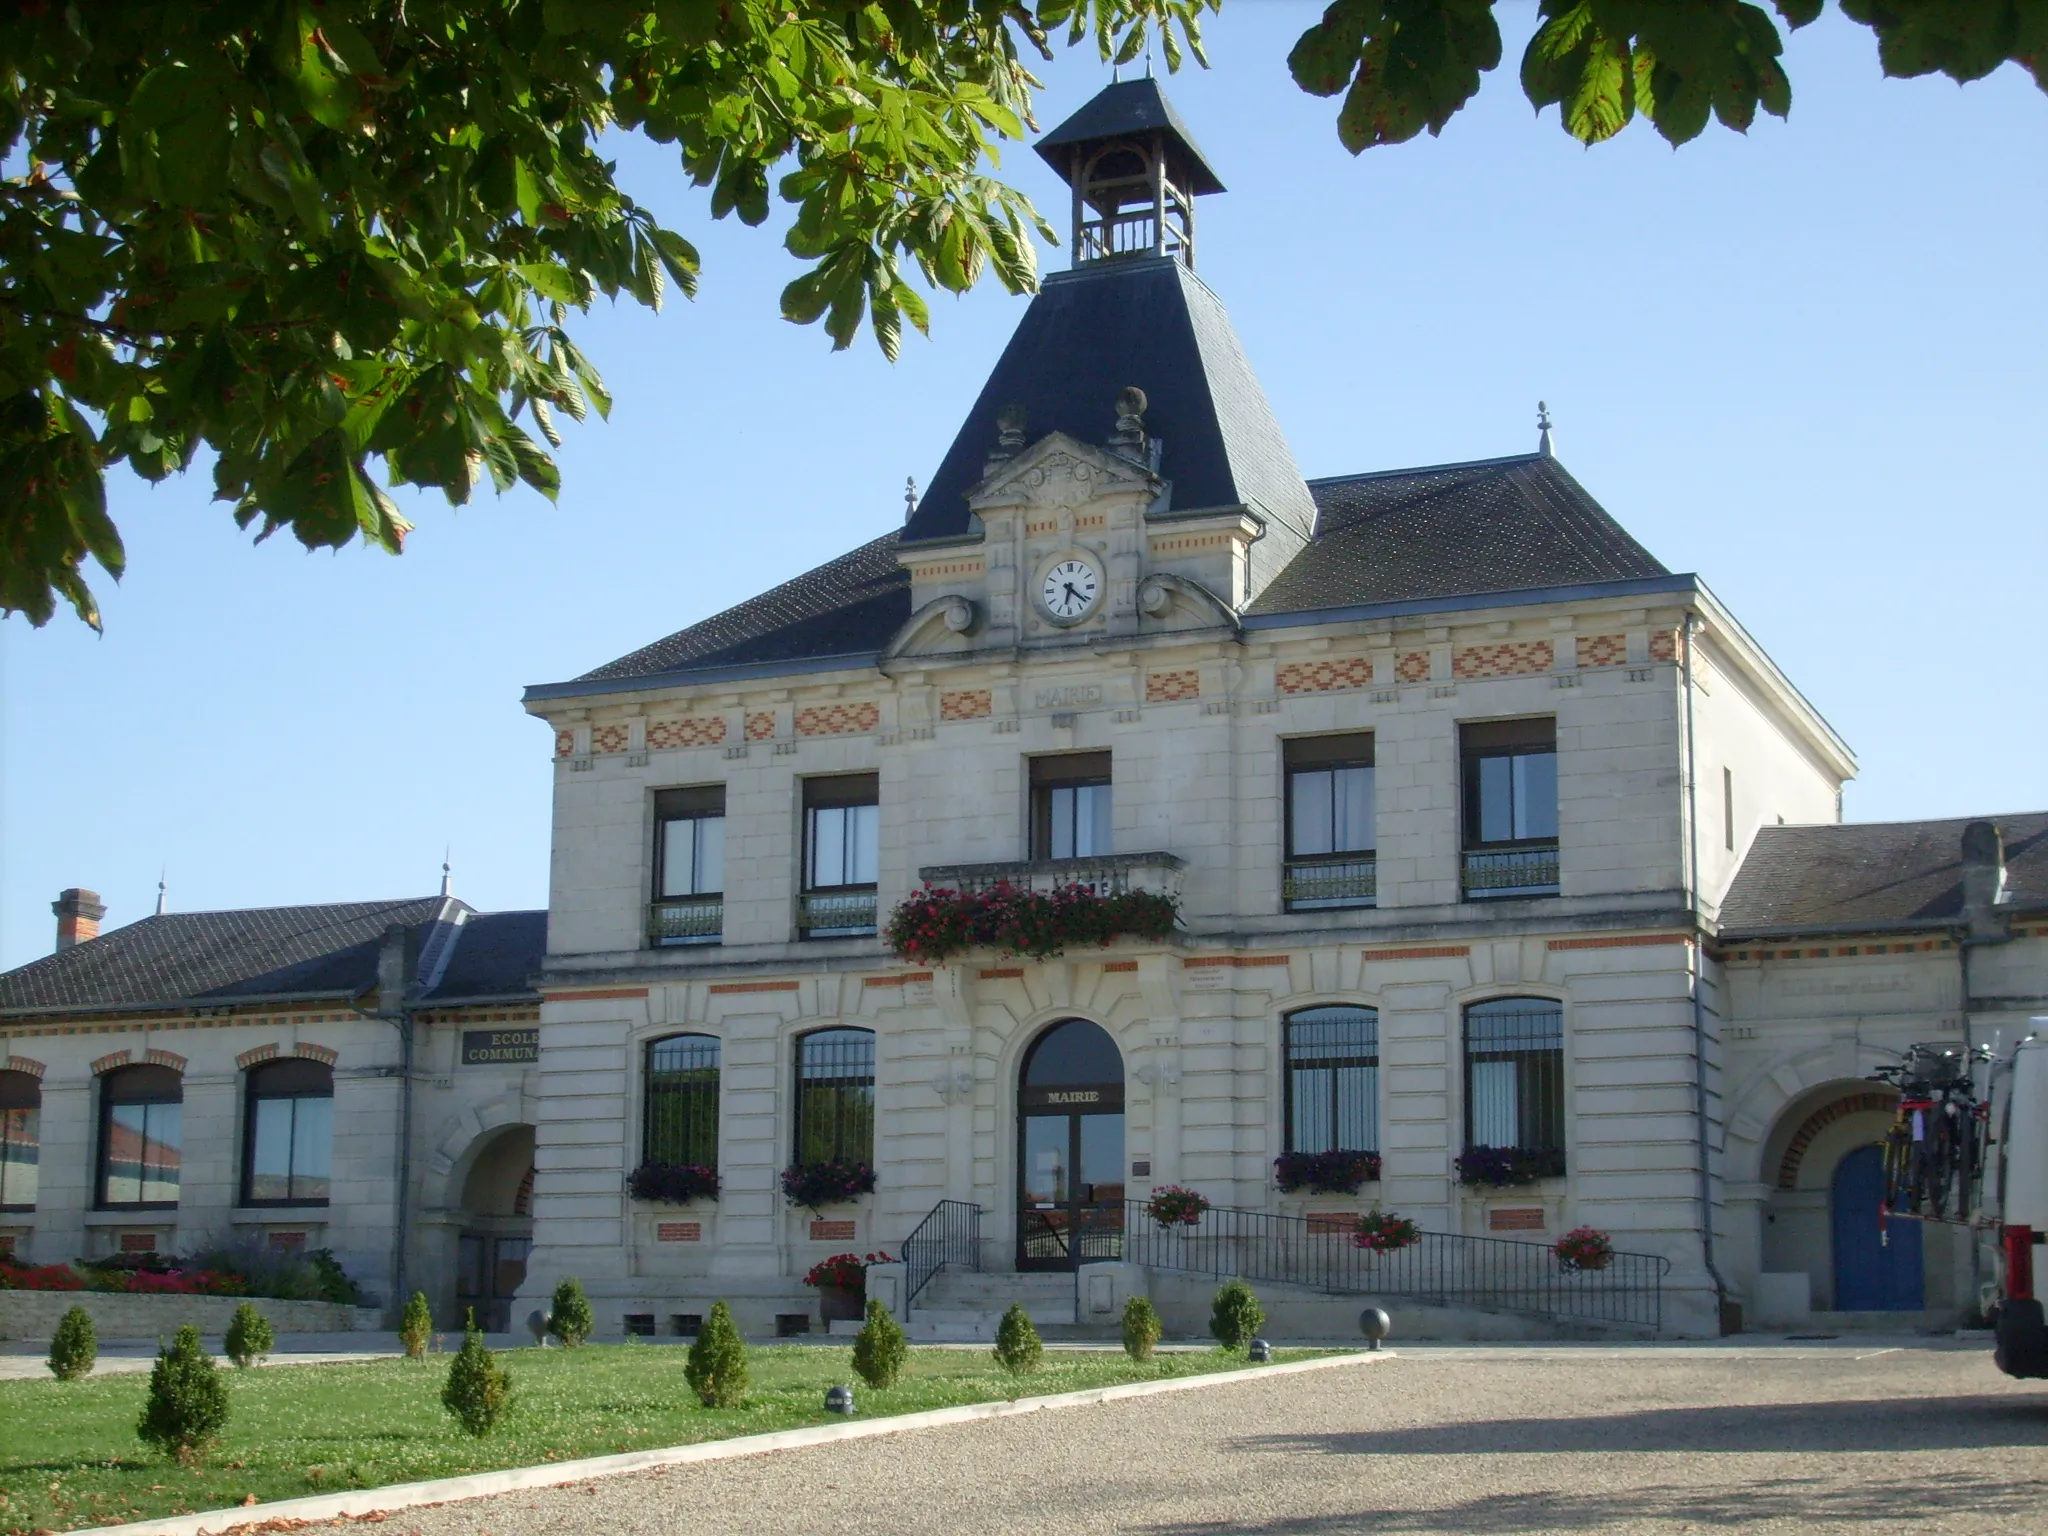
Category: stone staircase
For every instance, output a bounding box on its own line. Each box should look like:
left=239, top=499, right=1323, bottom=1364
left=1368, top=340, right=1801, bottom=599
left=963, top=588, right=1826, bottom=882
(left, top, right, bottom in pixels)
left=906, top=1270, right=1087, bottom=1342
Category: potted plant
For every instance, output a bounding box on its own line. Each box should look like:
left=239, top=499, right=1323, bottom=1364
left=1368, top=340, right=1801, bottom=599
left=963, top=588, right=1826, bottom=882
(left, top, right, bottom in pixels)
left=1553, top=1226, right=1614, bottom=1272
left=883, top=881, right=1179, bottom=965
left=1352, top=1207, right=1422, bottom=1255
left=1274, top=1149, right=1382, bottom=1194
left=626, top=1162, right=721, bottom=1204
left=802, top=1250, right=895, bottom=1325
left=780, top=1158, right=877, bottom=1212
left=1454, top=1145, right=1567, bottom=1188
left=1144, top=1185, right=1209, bottom=1229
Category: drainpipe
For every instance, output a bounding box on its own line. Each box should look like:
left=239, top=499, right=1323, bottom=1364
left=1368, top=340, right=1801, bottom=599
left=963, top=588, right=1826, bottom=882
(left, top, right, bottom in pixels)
left=1958, top=819, right=2014, bottom=1313
left=1681, top=612, right=1733, bottom=1330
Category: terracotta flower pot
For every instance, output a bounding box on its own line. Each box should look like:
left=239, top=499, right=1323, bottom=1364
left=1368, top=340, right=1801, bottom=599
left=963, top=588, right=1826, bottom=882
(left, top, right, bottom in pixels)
left=817, top=1284, right=865, bottom=1323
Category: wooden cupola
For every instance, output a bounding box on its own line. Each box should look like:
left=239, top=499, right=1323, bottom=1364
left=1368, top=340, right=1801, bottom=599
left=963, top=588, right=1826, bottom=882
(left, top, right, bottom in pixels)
left=1034, top=78, right=1225, bottom=270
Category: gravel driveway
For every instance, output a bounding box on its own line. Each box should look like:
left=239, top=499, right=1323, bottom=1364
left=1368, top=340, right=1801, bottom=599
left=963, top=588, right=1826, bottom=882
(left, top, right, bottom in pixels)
left=335, top=1342, right=2048, bottom=1535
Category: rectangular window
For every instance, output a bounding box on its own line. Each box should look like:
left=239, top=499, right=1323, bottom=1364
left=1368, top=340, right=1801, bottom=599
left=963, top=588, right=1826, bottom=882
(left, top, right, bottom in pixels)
left=1284, top=1007, right=1379, bottom=1154
left=644, top=1034, right=721, bottom=1168
left=103, top=1101, right=182, bottom=1206
left=1460, top=718, right=1559, bottom=899
left=1030, top=752, right=1112, bottom=859
left=0, top=1107, right=37, bottom=1210
left=246, top=1096, right=335, bottom=1204
left=1463, top=999, right=1566, bottom=1164
left=652, top=786, right=726, bottom=945
left=1284, top=734, right=1376, bottom=910
left=801, top=775, right=879, bottom=937
left=795, top=1029, right=876, bottom=1165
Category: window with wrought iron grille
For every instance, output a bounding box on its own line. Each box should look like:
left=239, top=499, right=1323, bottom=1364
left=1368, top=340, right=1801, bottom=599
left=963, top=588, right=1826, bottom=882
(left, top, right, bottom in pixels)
left=1460, top=718, right=1559, bottom=899
left=801, top=775, right=879, bottom=937
left=242, top=1057, right=333, bottom=1206
left=644, top=1034, right=720, bottom=1167
left=1030, top=752, right=1112, bottom=859
left=1462, top=998, right=1566, bottom=1159
left=0, top=1069, right=38, bottom=1211
left=794, top=1028, right=875, bottom=1164
left=651, top=785, right=725, bottom=945
left=1283, top=1006, right=1379, bottom=1153
left=1283, top=734, right=1375, bottom=910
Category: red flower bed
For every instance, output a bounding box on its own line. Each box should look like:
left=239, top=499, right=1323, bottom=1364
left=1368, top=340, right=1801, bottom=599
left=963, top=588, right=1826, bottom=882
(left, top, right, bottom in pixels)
left=885, top=882, right=1178, bottom=965
left=0, top=1258, right=85, bottom=1291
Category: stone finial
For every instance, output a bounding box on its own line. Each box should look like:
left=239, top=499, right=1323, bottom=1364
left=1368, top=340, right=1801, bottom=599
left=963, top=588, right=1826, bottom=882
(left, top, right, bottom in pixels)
left=1537, top=400, right=1554, bottom=457
left=903, top=476, right=918, bottom=523
left=984, top=403, right=1028, bottom=475
left=1111, top=385, right=1148, bottom=455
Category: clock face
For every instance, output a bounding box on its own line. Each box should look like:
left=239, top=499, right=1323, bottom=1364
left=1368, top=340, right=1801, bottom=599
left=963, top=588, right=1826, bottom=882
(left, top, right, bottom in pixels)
left=1040, top=558, right=1101, bottom=622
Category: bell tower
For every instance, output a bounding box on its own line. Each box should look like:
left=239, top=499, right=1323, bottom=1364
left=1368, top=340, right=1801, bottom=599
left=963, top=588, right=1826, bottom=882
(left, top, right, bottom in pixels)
left=1034, top=78, right=1226, bottom=269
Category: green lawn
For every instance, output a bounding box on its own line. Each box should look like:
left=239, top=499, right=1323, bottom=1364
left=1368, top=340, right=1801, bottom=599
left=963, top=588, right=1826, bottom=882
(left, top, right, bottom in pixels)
left=0, top=1342, right=1321, bottom=1534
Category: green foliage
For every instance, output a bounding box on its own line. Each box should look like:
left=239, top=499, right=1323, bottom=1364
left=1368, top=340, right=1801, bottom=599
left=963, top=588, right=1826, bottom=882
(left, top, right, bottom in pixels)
left=0, top=1, right=1218, bottom=629
left=548, top=1277, right=595, bottom=1348
left=851, top=1298, right=910, bottom=1390
left=225, top=1302, right=275, bottom=1368
left=1290, top=1, right=2046, bottom=152
left=137, top=1324, right=230, bottom=1464
left=1209, top=1279, right=1263, bottom=1353
left=399, top=1290, right=434, bottom=1361
left=47, top=1304, right=97, bottom=1381
left=684, top=1300, right=749, bottom=1408
left=994, top=1303, right=1043, bottom=1375
left=441, top=1311, right=513, bottom=1437
left=1121, top=1295, right=1163, bottom=1362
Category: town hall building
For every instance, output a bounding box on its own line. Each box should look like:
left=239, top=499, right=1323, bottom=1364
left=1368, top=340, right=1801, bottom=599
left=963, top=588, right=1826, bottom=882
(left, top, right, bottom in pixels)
left=4, top=81, right=2043, bottom=1341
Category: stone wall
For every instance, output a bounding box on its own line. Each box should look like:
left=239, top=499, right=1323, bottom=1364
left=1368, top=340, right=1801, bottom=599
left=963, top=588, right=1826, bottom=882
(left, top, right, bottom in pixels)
left=0, top=1290, right=380, bottom=1341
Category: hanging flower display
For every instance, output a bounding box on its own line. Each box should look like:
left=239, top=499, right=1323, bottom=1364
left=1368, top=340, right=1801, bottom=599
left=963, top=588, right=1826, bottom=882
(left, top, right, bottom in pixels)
left=1553, top=1226, right=1614, bottom=1272
left=1145, top=1185, right=1210, bottom=1228
left=1352, top=1208, right=1422, bottom=1254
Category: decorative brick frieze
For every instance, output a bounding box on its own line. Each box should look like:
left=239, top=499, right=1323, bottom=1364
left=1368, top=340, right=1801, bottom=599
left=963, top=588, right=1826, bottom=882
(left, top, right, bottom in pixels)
left=1101, top=960, right=1139, bottom=973
left=707, top=980, right=798, bottom=995
left=809, top=1220, right=857, bottom=1241
left=648, top=716, right=727, bottom=750
left=145, top=1048, right=187, bottom=1072
left=1145, top=669, right=1201, bottom=703
left=1777, top=1091, right=1898, bottom=1188
left=1365, top=945, right=1470, bottom=961
left=796, top=702, right=880, bottom=737
left=295, top=1041, right=339, bottom=1066
left=1546, top=934, right=1688, bottom=952
left=545, top=987, right=648, bottom=1002
left=554, top=730, right=575, bottom=759
left=1489, top=1208, right=1546, bottom=1232
left=3, top=1056, right=45, bottom=1079
left=90, top=1050, right=133, bottom=1075
left=1576, top=634, right=1627, bottom=669
left=1181, top=954, right=1291, bottom=970
left=1453, top=641, right=1554, bottom=680
left=657, top=1222, right=702, bottom=1243
left=939, top=689, right=994, bottom=722
left=236, top=1043, right=280, bottom=1071
left=1720, top=938, right=1956, bottom=962
left=1396, top=651, right=1430, bottom=683
left=978, top=968, right=1025, bottom=980
left=745, top=711, right=777, bottom=741
left=591, top=723, right=630, bottom=755
left=863, top=972, right=933, bottom=988
left=1649, top=629, right=1682, bottom=662
left=1275, top=658, right=1369, bottom=695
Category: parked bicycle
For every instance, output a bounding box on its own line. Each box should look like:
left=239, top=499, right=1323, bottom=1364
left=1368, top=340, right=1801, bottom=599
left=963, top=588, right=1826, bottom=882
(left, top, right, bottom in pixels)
left=1870, top=1043, right=1989, bottom=1223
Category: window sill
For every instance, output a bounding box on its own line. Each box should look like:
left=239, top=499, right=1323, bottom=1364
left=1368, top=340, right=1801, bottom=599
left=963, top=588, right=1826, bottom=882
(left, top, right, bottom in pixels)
left=229, top=1206, right=330, bottom=1224
left=83, top=1208, right=178, bottom=1224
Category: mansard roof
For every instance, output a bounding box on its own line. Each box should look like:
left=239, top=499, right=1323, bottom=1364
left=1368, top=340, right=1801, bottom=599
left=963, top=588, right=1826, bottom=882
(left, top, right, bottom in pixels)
left=906, top=257, right=1316, bottom=549
left=0, top=898, right=546, bottom=1016
left=1719, top=813, right=2048, bottom=940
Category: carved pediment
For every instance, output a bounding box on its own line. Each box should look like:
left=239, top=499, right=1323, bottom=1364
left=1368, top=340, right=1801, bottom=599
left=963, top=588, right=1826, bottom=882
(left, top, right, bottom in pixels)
left=968, top=432, right=1157, bottom=513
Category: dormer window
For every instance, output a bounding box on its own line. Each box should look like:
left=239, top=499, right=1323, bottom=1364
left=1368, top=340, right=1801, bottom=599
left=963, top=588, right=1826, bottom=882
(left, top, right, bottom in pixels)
left=1031, top=753, right=1112, bottom=859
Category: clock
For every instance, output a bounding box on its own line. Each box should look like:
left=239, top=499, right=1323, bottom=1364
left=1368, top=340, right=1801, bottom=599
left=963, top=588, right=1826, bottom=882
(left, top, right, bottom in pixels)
left=1040, top=557, right=1101, bottom=622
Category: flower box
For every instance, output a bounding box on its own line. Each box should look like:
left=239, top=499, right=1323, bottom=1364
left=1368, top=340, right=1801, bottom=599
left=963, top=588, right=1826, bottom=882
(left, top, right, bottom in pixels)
left=884, top=881, right=1178, bottom=966
left=1455, top=1146, right=1566, bottom=1188
left=781, top=1158, right=877, bottom=1212
left=626, top=1162, right=721, bottom=1205
left=802, top=1250, right=895, bottom=1321
left=1274, top=1149, right=1381, bottom=1194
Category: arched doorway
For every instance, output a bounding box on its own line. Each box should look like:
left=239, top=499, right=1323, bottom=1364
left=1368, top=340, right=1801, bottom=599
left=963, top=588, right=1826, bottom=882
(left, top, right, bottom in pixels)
left=1832, top=1143, right=1924, bottom=1311
left=454, top=1124, right=534, bottom=1331
left=1017, top=1019, right=1124, bottom=1271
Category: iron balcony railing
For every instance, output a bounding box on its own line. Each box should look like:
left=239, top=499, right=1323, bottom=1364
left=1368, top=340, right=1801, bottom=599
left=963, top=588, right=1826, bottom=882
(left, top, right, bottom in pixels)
left=648, top=896, right=723, bottom=945
left=1462, top=845, right=1561, bottom=900
left=1283, top=857, right=1378, bottom=910
left=918, top=852, right=1187, bottom=902
left=798, top=888, right=878, bottom=938
left=1095, top=1199, right=1667, bottom=1330
left=903, top=1199, right=983, bottom=1306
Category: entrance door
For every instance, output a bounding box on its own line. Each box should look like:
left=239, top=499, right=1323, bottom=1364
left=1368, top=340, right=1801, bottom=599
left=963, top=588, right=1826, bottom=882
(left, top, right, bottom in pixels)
left=1017, top=1020, right=1125, bottom=1271
left=1832, top=1143, right=1923, bottom=1310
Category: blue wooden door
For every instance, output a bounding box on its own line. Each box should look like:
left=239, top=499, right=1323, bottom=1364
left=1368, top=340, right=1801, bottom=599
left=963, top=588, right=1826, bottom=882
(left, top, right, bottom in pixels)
left=1832, top=1143, right=1923, bottom=1310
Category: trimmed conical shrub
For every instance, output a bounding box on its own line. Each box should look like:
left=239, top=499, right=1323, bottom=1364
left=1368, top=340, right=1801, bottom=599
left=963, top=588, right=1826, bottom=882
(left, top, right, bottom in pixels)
left=442, top=1310, right=513, bottom=1436
left=1121, top=1295, right=1163, bottom=1362
left=685, top=1300, right=749, bottom=1407
left=852, top=1298, right=908, bottom=1390
left=47, top=1304, right=97, bottom=1381
left=399, top=1290, right=433, bottom=1360
left=138, top=1325, right=230, bottom=1464
left=548, top=1276, right=594, bottom=1347
left=224, top=1302, right=274, bottom=1368
left=1209, top=1279, right=1263, bottom=1353
left=994, top=1303, right=1042, bottom=1375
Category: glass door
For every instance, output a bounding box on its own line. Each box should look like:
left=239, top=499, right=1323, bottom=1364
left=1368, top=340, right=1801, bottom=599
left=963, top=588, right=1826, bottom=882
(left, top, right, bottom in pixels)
left=1016, top=1019, right=1126, bottom=1272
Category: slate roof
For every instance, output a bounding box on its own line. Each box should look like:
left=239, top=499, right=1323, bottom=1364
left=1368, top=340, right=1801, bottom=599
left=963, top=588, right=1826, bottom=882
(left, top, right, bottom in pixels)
left=1034, top=77, right=1226, bottom=194
left=0, top=898, right=546, bottom=1015
left=1718, top=814, right=2048, bottom=939
left=1248, top=454, right=1668, bottom=616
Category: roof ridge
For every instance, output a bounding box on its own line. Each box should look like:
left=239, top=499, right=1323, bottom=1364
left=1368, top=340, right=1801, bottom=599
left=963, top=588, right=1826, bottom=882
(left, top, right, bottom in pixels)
left=1305, top=451, right=1545, bottom=487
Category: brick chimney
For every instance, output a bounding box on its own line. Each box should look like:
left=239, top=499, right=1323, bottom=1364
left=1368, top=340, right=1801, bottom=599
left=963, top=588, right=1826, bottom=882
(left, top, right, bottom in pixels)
left=53, top=888, right=107, bottom=951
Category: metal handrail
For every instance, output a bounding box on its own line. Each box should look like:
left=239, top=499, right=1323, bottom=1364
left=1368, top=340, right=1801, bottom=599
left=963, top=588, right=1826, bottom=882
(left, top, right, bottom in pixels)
left=648, top=895, right=722, bottom=944
left=1462, top=845, right=1561, bottom=898
left=1115, top=1199, right=1668, bottom=1329
left=903, top=1199, right=982, bottom=1307
left=1283, top=857, right=1377, bottom=909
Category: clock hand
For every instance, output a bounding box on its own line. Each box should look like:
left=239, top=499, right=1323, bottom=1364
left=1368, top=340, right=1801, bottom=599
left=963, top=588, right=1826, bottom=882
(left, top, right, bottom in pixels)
left=1063, top=582, right=1083, bottom=605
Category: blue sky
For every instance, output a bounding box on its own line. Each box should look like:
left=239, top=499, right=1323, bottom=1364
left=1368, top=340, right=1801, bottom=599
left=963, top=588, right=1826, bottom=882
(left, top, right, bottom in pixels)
left=2, top=5, right=2042, bottom=969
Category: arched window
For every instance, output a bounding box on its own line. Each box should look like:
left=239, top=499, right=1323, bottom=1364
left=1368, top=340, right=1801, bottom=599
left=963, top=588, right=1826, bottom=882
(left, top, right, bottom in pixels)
left=794, top=1028, right=874, bottom=1164
left=0, top=1070, right=39, bottom=1211
left=1463, top=998, right=1565, bottom=1161
left=99, top=1064, right=182, bottom=1208
left=242, top=1058, right=334, bottom=1206
left=1283, top=1007, right=1379, bottom=1154
left=645, top=1034, right=720, bottom=1167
